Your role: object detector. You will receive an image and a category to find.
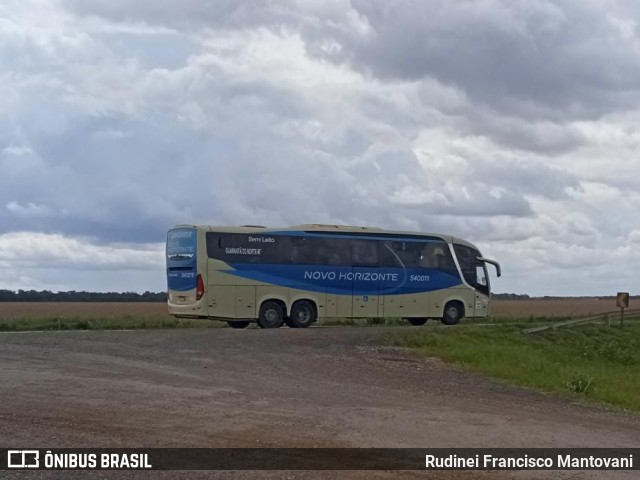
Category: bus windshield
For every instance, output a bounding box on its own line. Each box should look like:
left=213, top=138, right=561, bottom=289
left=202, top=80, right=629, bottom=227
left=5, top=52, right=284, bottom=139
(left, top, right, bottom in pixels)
left=166, top=228, right=198, bottom=294
left=167, top=228, right=197, bottom=259
left=453, top=243, right=490, bottom=296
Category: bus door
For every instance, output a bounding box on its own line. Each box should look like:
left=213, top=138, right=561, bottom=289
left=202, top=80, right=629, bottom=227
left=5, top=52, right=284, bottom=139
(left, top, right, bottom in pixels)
left=475, top=256, right=501, bottom=317
left=471, top=263, right=489, bottom=317
left=453, top=244, right=501, bottom=317
left=351, top=240, right=381, bottom=318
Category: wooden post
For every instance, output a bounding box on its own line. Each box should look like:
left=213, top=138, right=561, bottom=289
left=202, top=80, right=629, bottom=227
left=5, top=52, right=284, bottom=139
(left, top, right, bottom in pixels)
left=616, top=293, right=629, bottom=327
left=606, top=313, right=610, bottom=327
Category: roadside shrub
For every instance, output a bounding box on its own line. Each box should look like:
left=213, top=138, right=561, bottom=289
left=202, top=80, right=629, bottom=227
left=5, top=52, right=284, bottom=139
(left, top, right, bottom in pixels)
left=366, top=317, right=386, bottom=326
left=575, top=338, right=639, bottom=366
left=566, top=373, right=595, bottom=395
left=74, top=320, right=90, bottom=330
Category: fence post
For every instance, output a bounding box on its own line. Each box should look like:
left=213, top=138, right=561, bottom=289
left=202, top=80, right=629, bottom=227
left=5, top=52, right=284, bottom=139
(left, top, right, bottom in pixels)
left=606, top=313, right=610, bottom=327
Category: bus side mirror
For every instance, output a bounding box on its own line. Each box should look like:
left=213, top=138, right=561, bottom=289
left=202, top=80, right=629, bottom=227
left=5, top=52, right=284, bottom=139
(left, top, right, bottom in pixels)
left=477, top=257, right=501, bottom=277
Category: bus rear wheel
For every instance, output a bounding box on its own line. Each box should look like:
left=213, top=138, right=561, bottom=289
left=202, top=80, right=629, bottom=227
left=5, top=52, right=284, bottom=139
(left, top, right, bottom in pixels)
left=258, top=301, right=285, bottom=329
left=406, top=318, right=428, bottom=326
left=227, top=320, right=250, bottom=329
left=289, top=300, right=316, bottom=328
left=442, top=301, right=463, bottom=325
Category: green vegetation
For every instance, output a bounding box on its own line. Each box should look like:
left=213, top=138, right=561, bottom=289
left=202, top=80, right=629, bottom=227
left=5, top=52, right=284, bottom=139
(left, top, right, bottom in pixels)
left=0, top=316, right=222, bottom=332
left=319, top=314, right=569, bottom=327
left=391, top=318, right=640, bottom=412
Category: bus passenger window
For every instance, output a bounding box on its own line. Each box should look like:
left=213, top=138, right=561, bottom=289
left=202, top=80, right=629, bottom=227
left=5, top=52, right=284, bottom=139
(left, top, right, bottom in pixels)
left=389, top=242, right=422, bottom=268
left=379, top=242, right=403, bottom=268
left=419, top=244, right=446, bottom=268
left=316, top=239, right=346, bottom=265
left=351, top=240, right=377, bottom=266
left=419, top=243, right=459, bottom=276
left=290, top=237, right=314, bottom=264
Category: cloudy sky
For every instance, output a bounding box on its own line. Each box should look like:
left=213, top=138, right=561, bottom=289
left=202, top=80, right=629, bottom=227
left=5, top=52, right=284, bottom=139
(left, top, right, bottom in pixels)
left=1, top=0, right=639, bottom=296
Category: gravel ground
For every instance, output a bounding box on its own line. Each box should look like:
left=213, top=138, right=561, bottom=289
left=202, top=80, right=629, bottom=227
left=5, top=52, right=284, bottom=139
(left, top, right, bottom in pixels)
left=1, top=327, right=638, bottom=479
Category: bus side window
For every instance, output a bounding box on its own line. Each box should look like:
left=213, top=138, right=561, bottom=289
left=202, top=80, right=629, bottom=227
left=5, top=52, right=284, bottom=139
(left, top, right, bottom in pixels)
left=351, top=240, right=377, bottom=267
left=393, top=241, right=423, bottom=268
left=418, top=243, right=458, bottom=276
left=418, top=244, right=434, bottom=268
left=316, top=238, right=349, bottom=266
left=289, top=237, right=314, bottom=264
left=206, top=233, right=220, bottom=259
left=439, top=250, right=459, bottom=276
left=379, top=241, right=402, bottom=268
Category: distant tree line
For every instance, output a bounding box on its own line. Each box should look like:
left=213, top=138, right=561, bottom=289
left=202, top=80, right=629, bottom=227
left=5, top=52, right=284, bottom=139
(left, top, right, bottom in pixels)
left=492, top=293, right=531, bottom=300
left=0, top=290, right=166, bottom=302
left=493, top=293, right=639, bottom=300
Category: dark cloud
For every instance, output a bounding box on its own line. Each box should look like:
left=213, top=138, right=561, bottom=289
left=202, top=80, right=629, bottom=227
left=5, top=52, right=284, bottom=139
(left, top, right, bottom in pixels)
left=345, top=0, right=640, bottom=121
left=472, top=158, right=580, bottom=200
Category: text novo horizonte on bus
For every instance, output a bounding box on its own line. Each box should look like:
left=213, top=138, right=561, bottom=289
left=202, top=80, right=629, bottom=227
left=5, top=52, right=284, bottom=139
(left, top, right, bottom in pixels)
left=303, top=270, right=402, bottom=282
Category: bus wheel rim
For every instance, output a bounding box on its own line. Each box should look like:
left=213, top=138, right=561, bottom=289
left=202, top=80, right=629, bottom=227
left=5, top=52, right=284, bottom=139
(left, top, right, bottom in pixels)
left=297, top=308, right=310, bottom=322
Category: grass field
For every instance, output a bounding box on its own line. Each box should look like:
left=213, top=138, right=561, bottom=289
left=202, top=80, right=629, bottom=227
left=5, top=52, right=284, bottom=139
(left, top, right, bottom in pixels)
left=0, top=302, right=217, bottom=331
left=391, top=316, right=640, bottom=412
left=491, top=298, right=622, bottom=319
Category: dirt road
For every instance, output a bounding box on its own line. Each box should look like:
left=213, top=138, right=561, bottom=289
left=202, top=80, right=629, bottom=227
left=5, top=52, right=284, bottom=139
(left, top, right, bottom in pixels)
left=1, top=327, right=638, bottom=479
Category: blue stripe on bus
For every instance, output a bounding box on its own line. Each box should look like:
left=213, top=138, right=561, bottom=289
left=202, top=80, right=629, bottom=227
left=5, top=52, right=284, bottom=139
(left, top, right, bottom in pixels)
left=223, top=264, right=462, bottom=295
left=167, top=269, right=197, bottom=292
left=264, top=230, right=445, bottom=243
left=167, top=255, right=197, bottom=291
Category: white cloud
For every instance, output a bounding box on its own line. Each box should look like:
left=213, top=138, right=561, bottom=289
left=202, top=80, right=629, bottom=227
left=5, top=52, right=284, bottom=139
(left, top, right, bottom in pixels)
left=0, top=232, right=163, bottom=270
left=6, top=201, right=64, bottom=219
left=0, top=233, right=165, bottom=294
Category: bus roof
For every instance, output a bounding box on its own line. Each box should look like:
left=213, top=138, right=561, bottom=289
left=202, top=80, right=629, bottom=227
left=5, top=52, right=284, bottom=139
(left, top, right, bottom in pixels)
left=169, top=224, right=481, bottom=251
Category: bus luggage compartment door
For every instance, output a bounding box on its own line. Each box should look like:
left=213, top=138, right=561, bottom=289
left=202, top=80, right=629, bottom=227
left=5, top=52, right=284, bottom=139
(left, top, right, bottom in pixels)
left=236, top=286, right=256, bottom=319
left=352, top=267, right=380, bottom=318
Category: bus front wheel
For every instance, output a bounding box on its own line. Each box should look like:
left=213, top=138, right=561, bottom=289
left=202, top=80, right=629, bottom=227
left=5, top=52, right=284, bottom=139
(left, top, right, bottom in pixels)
left=289, top=300, right=317, bottom=328
left=227, top=320, right=250, bottom=329
left=258, top=301, right=285, bottom=329
left=406, top=318, right=428, bottom=326
left=441, top=302, right=463, bottom=325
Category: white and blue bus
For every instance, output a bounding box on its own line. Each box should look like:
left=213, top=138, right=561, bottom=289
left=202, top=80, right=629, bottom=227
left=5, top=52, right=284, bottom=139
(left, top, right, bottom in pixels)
left=166, top=224, right=501, bottom=328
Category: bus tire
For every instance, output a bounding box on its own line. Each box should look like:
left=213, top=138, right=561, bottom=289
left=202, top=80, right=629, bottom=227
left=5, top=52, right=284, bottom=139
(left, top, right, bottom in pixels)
left=441, top=301, right=463, bottom=325
left=406, top=318, right=428, bottom=326
left=289, top=300, right=316, bottom=328
left=227, top=320, right=250, bottom=329
left=258, top=301, right=285, bottom=329
left=283, top=317, right=296, bottom=328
